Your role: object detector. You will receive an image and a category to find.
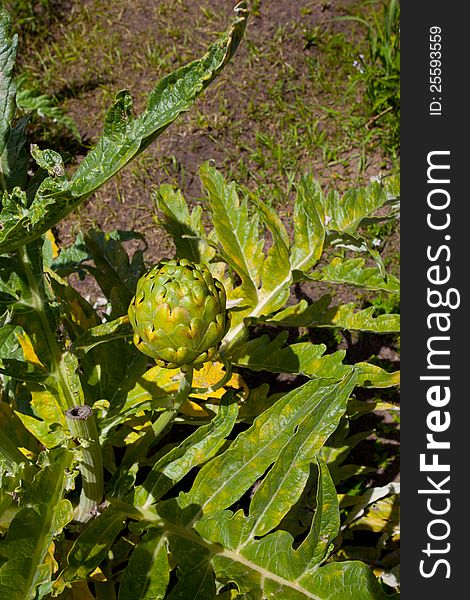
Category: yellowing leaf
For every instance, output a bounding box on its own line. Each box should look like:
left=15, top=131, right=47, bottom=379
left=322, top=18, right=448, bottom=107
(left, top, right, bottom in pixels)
left=45, top=229, right=59, bottom=258
left=30, top=388, right=67, bottom=426
left=18, top=447, right=35, bottom=459
left=69, top=298, right=97, bottom=330
left=90, top=566, right=107, bottom=582
left=15, top=387, right=67, bottom=448
left=44, top=542, right=59, bottom=575
left=123, top=418, right=152, bottom=444
left=191, top=361, right=247, bottom=400
left=350, top=495, right=400, bottom=535
left=180, top=399, right=212, bottom=417
left=180, top=361, right=248, bottom=416
left=16, top=331, right=45, bottom=368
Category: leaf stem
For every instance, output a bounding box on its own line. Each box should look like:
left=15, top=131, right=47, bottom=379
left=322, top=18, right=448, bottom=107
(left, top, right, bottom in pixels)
left=66, top=405, right=104, bottom=523
left=16, top=243, right=76, bottom=409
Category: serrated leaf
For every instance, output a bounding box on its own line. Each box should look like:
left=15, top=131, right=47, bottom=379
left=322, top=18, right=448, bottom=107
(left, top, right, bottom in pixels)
left=200, top=162, right=262, bottom=306
left=154, top=184, right=215, bottom=265
left=0, top=4, right=248, bottom=253
left=250, top=195, right=291, bottom=312
left=268, top=298, right=400, bottom=333
left=290, top=175, right=326, bottom=272
left=306, top=257, right=400, bottom=294
left=180, top=373, right=356, bottom=516
left=355, top=363, right=400, bottom=388
left=324, top=179, right=395, bottom=235
left=244, top=387, right=350, bottom=539
left=295, top=459, right=340, bottom=568
left=110, top=375, right=395, bottom=599
left=229, top=332, right=351, bottom=380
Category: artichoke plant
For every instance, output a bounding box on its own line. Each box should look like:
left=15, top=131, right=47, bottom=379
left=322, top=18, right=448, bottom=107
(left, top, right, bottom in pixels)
left=128, top=259, right=228, bottom=368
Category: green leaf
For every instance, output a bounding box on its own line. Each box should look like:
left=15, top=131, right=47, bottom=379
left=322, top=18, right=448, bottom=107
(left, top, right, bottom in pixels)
left=0, top=254, right=30, bottom=319
left=0, top=324, right=49, bottom=382
left=306, top=257, right=400, bottom=294
left=251, top=195, right=291, bottom=311
left=268, top=298, right=400, bottom=333
left=0, top=116, right=28, bottom=191
left=180, top=373, right=357, bottom=516
left=118, top=528, right=170, bottom=600
left=188, top=452, right=392, bottom=599
left=0, top=3, right=248, bottom=253
left=55, top=506, right=127, bottom=591
left=244, top=406, right=347, bottom=540
left=0, top=449, right=74, bottom=600
left=200, top=161, right=262, bottom=306
left=0, top=6, right=18, bottom=192
left=324, top=179, right=397, bottom=235
left=0, top=401, right=38, bottom=466
left=201, top=164, right=293, bottom=351
left=290, top=175, right=326, bottom=272
left=14, top=386, right=67, bottom=448
left=50, top=231, right=92, bottom=276
left=112, top=375, right=395, bottom=599
left=71, top=315, right=133, bottom=354
left=15, top=73, right=81, bottom=140
left=165, top=533, right=216, bottom=600
left=135, top=392, right=239, bottom=509
left=355, top=362, right=400, bottom=388
left=80, top=230, right=147, bottom=318
left=154, top=184, right=215, bottom=265
left=295, top=458, right=340, bottom=568
left=229, top=332, right=351, bottom=380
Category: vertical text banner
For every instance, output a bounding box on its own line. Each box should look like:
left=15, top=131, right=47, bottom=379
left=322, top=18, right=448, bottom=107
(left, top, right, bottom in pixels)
left=402, top=1, right=467, bottom=596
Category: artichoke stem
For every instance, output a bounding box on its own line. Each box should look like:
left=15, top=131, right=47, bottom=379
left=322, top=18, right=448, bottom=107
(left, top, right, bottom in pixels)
left=66, top=405, right=104, bottom=523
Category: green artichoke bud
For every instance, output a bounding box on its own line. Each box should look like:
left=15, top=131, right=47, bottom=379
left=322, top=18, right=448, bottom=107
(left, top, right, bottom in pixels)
left=128, top=259, right=228, bottom=368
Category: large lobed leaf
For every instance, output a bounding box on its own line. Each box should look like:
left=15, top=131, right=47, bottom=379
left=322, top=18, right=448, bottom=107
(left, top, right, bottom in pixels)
left=88, top=373, right=398, bottom=599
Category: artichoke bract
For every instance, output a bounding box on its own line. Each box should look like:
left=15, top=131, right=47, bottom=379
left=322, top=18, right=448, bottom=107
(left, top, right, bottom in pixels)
left=128, top=259, right=228, bottom=368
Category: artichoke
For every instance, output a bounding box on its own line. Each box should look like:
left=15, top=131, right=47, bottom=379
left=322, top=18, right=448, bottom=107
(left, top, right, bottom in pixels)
left=128, top=259, right=228, bottom=368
